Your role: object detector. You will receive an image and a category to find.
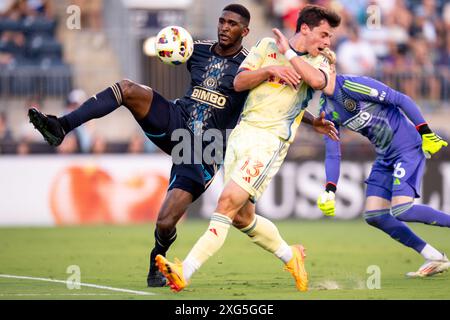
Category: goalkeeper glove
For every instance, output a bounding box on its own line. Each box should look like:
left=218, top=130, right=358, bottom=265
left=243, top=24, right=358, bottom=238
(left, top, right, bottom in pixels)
left=321, top=48, right=336, bottom=65
left=417, top=124, right=448, bottom=158
left=317, top=183, right=336, bottom=217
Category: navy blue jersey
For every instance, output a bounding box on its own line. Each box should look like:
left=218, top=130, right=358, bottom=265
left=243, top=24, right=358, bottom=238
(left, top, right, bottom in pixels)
left=320, top=75, right=422, bottom=159
left=176, top=40, right=249, bottom=136
left=138, top=41, right=250, bottom=200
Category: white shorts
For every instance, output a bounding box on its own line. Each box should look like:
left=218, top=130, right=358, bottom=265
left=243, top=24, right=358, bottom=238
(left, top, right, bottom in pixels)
left=224, top=122, right=290, bottom=202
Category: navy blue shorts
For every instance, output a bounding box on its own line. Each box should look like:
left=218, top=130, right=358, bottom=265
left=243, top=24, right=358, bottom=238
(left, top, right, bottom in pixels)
left=137, top=90, right=217, bottom=201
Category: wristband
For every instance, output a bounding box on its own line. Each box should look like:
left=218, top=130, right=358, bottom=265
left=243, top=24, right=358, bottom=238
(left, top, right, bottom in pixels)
left=285, top=49, right=297, bottom=61
left=416, top=123, right=432, bottom=136
left=325, top=182, right=337, bottom=193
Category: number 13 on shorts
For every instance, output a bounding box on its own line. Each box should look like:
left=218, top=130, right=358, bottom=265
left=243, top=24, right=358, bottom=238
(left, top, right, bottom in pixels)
left=240, top=158, right=265, bottom=183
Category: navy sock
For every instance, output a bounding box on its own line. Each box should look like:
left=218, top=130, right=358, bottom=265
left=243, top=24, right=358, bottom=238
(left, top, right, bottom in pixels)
left=59, top=83, right=123, bottom=133
left=393, top=203, right=450, bottom=228
left=152, top=228, right=177, bottom=258
left=364, top=210, right=427, bottom=254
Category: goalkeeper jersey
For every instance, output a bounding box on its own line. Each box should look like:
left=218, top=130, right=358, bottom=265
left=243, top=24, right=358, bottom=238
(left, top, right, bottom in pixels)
left=320, top=74, right=423, bottom=159
left=238, top=37, right=331, bottom=143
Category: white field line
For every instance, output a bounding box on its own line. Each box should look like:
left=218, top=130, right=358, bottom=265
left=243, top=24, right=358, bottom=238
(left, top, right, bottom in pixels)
left=0, top=294, right=121, bottom=297
left=0, top=274, right=155, bottom=296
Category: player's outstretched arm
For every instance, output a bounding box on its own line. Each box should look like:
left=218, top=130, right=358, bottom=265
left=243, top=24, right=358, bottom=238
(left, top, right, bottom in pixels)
left=387, top=87, right=449, bottom=158
left=317, top=136, right=341, bottom=217
left=340, top=75, right=448, bottom=159
left=344, top=76, right=449, bottom=158
left=342, top=75, right=428, bottom=126
left=272, top=28, right=327, bottom=90
left=380, top=83, right=448, bottom=158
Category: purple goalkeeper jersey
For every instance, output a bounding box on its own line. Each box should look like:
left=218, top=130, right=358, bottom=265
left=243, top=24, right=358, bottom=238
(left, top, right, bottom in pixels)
left=320, top=74, right=426, bottom=185
left=320, top=74, right=424, bottom=157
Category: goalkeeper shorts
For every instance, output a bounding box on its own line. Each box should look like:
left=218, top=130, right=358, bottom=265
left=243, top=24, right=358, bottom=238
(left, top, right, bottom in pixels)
left=366, top=145, right=426, bottom=200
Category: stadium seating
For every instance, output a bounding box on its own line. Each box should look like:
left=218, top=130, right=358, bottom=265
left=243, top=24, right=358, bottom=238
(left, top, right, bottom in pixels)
left=0, top=16, right=72, bottom=97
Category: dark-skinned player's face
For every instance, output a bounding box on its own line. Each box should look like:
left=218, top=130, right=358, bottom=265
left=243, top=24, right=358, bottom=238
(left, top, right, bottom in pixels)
left=217, top=11, right=249, bottom=49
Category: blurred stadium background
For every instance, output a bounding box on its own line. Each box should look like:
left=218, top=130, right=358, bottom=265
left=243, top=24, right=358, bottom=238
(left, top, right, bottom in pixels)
left=0, top=0, right=449, bottom=227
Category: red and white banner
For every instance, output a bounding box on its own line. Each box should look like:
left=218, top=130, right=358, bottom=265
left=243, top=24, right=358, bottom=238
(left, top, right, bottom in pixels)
left=0, top=155, right=449, bottom=226
left=0, top=155, right=172, bottom=226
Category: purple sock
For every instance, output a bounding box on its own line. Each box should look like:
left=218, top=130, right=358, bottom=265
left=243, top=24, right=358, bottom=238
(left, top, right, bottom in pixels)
left=364, top=210, right=427, bottom=254
left=393, top=203, right=450, bottom=227
left=59, top=83, right=123, bottom=133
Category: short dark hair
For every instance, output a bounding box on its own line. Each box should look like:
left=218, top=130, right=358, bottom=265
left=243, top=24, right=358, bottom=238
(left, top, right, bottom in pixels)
left=223, top=4, right=251, bottom=26
left=296, top=5, right=341, bottom=33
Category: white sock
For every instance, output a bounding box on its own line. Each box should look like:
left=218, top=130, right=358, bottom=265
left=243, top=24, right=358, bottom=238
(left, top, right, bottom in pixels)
left=240, top=215, right=293, bottom=264
left=181, top=213, right=232, bottom=281
left=421, top=244, right=444, bottom=261
left=183, top=256, right=201, bottom=281
left=274, top=242, right=293, bottom=264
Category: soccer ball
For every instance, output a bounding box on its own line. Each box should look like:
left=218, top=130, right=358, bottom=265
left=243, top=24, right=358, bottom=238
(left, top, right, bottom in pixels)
left=155, top=26, right=194, bottom=66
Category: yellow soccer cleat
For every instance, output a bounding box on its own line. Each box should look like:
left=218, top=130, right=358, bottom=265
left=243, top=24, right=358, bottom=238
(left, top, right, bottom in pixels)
left=155, top=255, right=188, bottom=293
left=284, top=245, right=308, bottom=292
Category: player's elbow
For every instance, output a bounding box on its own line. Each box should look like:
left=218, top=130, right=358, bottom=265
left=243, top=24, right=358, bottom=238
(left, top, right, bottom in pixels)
left=309, top=77, right=327, bottom=91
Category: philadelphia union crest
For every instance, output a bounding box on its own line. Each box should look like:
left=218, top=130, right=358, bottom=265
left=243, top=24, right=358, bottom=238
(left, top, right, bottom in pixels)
left=344, top=99, right=357, bottom=112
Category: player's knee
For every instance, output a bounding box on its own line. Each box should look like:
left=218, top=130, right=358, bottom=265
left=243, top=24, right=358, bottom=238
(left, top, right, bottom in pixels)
left=119, top=79, right=148, bottom=102
left=232, top=214, right=248, bottom=229
left=118, top=79, right=136, bottom=102
left=364, top=213, right=381, bottom=228
left=156, top=206, right=185, bottom=236
left=365, top=217, right=377, bottom=228
left=118, top=79, right=152, bottom=118
left=217, top=192, right=241, bottom=216
left=156, top=217, right=177, bottom=237
left=364, top=212, right=393, bottom=230
left=233, top=207, right=254, bottom=229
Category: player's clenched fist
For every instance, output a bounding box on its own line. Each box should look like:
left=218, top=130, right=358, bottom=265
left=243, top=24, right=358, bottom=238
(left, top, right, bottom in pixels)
left=317, top=191, right=336, bottom=217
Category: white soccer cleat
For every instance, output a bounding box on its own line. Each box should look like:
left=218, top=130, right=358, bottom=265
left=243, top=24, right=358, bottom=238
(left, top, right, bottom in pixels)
left=406, top=254, right=450, bottom=278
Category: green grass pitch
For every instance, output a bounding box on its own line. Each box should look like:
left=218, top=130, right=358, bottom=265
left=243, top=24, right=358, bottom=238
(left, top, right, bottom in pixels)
left=0, top=220, right=449, bottom=300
